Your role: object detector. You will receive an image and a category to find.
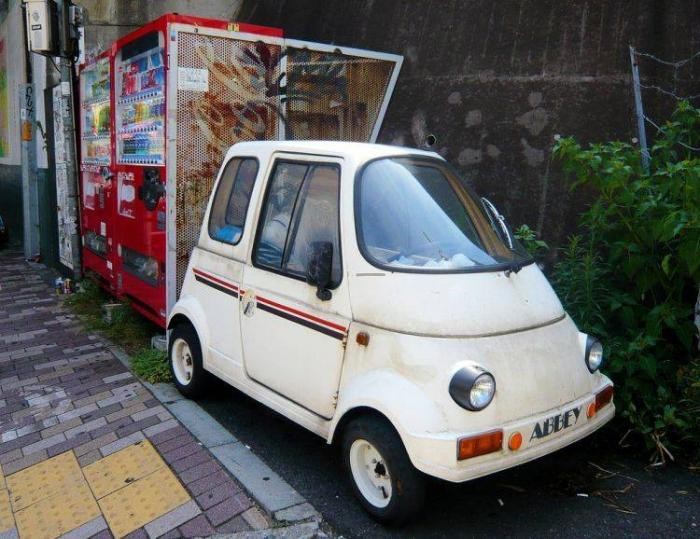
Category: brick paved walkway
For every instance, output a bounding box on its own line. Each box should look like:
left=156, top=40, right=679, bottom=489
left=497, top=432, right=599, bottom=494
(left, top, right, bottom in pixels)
left=0, top=249, right=273, bottom=538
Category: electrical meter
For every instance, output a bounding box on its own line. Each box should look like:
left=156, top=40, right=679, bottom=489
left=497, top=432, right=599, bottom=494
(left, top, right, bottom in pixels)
left=24, top=0, right=58, bottom=55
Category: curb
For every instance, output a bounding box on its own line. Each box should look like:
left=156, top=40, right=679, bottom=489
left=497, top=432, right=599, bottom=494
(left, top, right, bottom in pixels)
left=106, top=344, right=325, bottom=533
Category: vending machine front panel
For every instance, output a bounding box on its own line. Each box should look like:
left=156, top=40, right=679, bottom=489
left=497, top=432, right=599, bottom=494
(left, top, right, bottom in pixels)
left=113, top=27, right=168, bottom=325
left=79, top=52, right=116, bottom=290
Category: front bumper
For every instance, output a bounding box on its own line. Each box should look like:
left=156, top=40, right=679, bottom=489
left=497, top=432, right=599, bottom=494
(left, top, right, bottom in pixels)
left=403, top=389, right=615, bottom=483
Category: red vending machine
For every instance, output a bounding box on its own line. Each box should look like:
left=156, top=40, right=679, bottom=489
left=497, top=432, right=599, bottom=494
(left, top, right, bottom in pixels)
left=79, top=14, right=403, bottom=328
left=111, top=25, right=169, bottom=323
left=109, top=16, right=284, bottom=325
left=79, top=51, right=116, bottom=291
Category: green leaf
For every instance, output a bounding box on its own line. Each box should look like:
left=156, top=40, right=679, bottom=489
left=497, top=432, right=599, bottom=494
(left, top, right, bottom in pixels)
left=661, top=254, right=672, bottom=276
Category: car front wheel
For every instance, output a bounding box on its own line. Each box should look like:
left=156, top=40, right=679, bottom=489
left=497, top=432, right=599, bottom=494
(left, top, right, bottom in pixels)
left=341, top=416, right=425, bottom=525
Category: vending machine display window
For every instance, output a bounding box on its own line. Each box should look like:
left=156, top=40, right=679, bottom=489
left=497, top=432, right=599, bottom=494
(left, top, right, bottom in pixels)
left=81, top=57, right=111, bottom=166
left=84, top=230, right=109, bottom=257
left=116, top=32, right=166, bottom=166
left=122, top=246, right=160, bottom=286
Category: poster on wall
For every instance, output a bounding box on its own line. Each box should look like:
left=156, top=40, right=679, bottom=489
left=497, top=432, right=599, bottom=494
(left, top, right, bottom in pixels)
left=0, top=38, right=8, bottom=158
left=0, top=1, right=26, bottom=165
left=53, top=85, right=74, bottom=269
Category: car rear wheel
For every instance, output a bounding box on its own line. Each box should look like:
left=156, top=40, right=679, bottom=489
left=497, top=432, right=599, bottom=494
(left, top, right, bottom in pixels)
left=169, top=323, right=208, bottom=398
left=341, top=415, right=425, bottom=525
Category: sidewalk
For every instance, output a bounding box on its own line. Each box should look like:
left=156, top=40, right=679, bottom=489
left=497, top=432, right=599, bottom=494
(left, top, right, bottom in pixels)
left=0, top=249, right=321, bottom=539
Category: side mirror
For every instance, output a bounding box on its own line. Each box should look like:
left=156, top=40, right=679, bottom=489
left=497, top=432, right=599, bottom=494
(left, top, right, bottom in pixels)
left=307, top=241, right=333, bottom=301
left=481, top=197, right=514, bottom=249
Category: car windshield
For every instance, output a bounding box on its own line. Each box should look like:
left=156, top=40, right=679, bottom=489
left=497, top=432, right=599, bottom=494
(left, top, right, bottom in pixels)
left=356, top=157, right=531, bottom=272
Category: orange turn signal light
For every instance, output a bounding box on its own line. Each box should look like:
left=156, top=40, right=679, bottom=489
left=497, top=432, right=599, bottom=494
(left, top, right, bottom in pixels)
left=587, top=402, right=597, bottom=419
left=595, top=385, right=614, bottom=412
left=507, top=432, right=523, bottom=451
left=457, top=430, right=503, bottom=461
left=356, top=331, right=370, bottom=346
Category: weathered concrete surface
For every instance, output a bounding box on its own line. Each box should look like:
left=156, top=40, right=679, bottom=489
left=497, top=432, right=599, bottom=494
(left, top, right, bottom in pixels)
left=80, top=0, right=245, bottom=52
left=69, top=0, right=700, bottom=252
left=235, top=0, right=700, bottom=253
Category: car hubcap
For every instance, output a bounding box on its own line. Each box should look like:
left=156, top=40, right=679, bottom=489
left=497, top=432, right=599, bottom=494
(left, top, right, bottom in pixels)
left=171, top=338, right=194, bottom=386
left=349, top=439, right=392, bottom=508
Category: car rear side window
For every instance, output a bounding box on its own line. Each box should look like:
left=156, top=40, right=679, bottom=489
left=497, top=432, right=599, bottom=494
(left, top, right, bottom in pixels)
left=208, top=157, right=259, bottom=245
left=254, top=160, right=341, bottom=287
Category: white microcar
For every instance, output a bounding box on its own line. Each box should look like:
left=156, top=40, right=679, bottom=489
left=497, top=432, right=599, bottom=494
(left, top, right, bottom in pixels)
left=168, top=141, right=614, bottom=524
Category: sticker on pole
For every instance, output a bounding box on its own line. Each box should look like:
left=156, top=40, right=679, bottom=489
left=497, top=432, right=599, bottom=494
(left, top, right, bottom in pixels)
left=178, top=67, right=209, bottom=92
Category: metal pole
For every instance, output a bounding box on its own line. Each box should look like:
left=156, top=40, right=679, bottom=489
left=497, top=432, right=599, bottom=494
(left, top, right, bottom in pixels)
left=629, top=45, right=650, bottom=172
left=55, top=0, right=82, bottom=278
left=20, top=84, right=40, bottom=258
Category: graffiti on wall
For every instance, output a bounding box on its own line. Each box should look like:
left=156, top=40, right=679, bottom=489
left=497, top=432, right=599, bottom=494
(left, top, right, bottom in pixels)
left=54, top=85, right=76, bottom=269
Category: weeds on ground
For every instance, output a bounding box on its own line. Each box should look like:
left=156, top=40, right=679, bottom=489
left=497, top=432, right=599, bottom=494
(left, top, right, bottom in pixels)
left=131, top=348, right=171, bottom=384
left=64, top=279, right=172, bottom=382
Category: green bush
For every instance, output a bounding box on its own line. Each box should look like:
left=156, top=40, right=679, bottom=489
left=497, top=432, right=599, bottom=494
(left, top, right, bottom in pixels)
left=550, top=101, right=700, bottom=462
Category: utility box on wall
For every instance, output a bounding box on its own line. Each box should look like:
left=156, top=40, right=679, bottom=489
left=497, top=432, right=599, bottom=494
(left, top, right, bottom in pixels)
left=24, top=0, right=58, bottom=55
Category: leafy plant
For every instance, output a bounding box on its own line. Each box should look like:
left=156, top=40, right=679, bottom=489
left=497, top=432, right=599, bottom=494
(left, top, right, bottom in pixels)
left=513, top=224, right=549, bottom=260
left=131, top=348, right=171, bottom=384
left=551, top=101, right=700, bottom=461
left=551, top=235, right=610, bottom=339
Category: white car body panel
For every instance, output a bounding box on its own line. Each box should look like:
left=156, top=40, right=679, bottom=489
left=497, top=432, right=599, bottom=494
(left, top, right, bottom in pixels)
left=171, top=140, right=614, bottom=484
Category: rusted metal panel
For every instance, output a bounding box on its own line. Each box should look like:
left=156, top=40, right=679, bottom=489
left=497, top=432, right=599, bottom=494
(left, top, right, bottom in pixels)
left=172, top=30, right=401, bottom=299
left=174, top=31, right=282, bottom=295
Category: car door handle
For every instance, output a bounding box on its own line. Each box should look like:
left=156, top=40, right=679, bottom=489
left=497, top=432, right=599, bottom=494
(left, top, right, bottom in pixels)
left=243, top=298, right=255, bottom=317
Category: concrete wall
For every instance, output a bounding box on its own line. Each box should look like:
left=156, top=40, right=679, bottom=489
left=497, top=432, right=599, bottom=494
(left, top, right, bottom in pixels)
left=236, top=0, right=700, bottom=252
left=61, top=0, right=700, bottom=253
left=80, top=0, right=244, bottom=53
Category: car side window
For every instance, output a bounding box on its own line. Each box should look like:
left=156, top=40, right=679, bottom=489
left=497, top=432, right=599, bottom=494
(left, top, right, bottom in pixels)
left=255, top=162, right=307, bottom=268
left=208, top=158, right=259, bottom=245
left=254, top=160, right=342, bottom=287
left=285, top=165, right=341, bottom=285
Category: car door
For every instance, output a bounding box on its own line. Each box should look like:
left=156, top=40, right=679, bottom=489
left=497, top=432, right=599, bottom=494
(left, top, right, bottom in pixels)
left=191, top=156, right=259, bottom=374
left=241, top=154, right=351, bottom=419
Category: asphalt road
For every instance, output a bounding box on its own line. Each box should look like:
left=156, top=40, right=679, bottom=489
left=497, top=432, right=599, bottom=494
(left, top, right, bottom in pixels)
left=198, top=384, right=700, bottom=538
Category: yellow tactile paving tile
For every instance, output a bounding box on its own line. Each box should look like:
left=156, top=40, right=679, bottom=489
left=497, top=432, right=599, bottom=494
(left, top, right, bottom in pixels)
left=83, top=439, right=165, bottom=499
left=13, top=480, right=100, bottom=539
left=98, top=467, right=190, bottom=538
left=6, top=451, right=84, bottom=511
left=0, top=488, right=15, bottom=533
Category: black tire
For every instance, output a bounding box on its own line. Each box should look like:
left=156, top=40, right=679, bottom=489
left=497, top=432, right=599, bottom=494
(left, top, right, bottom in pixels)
left=168, top=323, right=209, bottom=398
left=341, top=415, right=426, bottom=525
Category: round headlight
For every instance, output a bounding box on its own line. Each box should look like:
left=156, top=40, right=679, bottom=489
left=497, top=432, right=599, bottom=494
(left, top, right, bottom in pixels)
left=586, top=338, right=603, bottom=372
left=449, top=366, right=496, bottom=411
left=469, top=373, right=496, bottom=409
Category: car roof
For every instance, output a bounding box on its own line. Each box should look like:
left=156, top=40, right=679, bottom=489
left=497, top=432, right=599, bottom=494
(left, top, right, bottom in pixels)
left=229, top=140, right=442, bottom=161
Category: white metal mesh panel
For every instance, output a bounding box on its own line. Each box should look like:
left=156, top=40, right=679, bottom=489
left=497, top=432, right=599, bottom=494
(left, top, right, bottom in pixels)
left=175, top=32, right=282, bottom=294
left=285, top=49, right=394, bottom=141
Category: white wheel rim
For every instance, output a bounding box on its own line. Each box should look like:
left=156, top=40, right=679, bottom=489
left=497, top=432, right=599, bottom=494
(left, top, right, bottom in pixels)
left=349, top=438, right=392, bottom=508
left=171, top=338, right=194, bottom=386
